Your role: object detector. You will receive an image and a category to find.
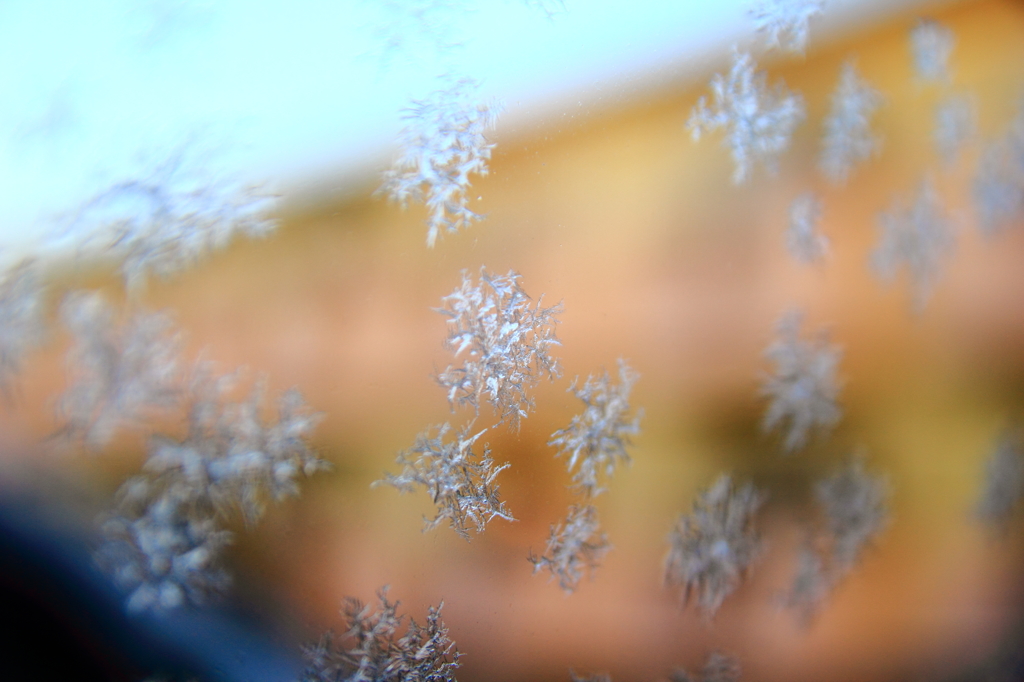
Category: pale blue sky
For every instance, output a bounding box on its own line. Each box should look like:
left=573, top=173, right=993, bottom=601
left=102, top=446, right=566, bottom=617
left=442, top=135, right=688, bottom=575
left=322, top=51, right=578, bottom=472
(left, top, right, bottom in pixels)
left=0, top=0, right=938, bottom=255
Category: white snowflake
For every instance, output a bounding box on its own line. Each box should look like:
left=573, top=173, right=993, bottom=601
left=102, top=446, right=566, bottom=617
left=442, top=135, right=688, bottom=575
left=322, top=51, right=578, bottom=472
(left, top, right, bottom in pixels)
left=549, top=360, right=642, bottom=498
left=910, top=18, right=954, bottom=83
left=530, top=503, right=610, bottom=593
left=664, top=475, right=765, bottom=617
left=761, top=309, right=843, bottom=453
left=934, top=94, right=976, bottom=165
left=377, top=422, right=514, bottom=540
left=435, top=268, right=562, bottom=431
left=786, top=192, right=828, bottom=264
left=380, top=77, right=501, bottom=247
left=871, top=179, right=955, bottom=311
left=819, top=61, right=883, bottom=184
left=688, top=51, right=805, bottom=184
left=976, top=430, right=1024, bottom=527
left=59, top=145, right=277, bottom=290
left=0, top=260, right=46, bottom=396
left=814, top=456, right=889, bottom=574
left=749, top=0, right=826, bottom=54
left=973, top=109, right=1024, bottom=235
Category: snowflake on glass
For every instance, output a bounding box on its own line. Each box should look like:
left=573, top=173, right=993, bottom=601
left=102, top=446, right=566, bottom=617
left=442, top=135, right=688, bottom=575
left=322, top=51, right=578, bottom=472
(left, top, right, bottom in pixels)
left=910, top=18, right=954, bottom=83
left=786, top=192, right=828, bottom=264
left=300, top=587, right=460, bottom=682
left=664, top=475, right=765, bottom=617
left=549, top=360, right=642, bottom=498
left=380, top=77, right=501, bottom=247
left=96, top=366, right=327, bottom=612
left=761, top=310, right=843, bottom=453
left=670, top=652, right=742, bottom=682
left=0, top=260, right=46, bottom=397
left=973, top=112, right=1024, bottom=236
left=749, top=0, right=826, bottom=54
left=819, top=61, right=883, bottom=184
left=871, top=179, right=955, bottom=311
left=814, top=456, right=889, bottom=574
left=934, top=94, right=976, bottom=165
left=976, top=430, right=1024, bottom=528
left=435, top=268, right=562, bottom=431
left=530, top=503, right=611, bottom=593
left=778, top=539, right=832, bottom=625
left=59, top=145, right=277, bottom=290
left=378, top=422, right=514, bottom=540
left=688, top=51, right=805, bottom=184
left=58, top=292, right=183, bottom=449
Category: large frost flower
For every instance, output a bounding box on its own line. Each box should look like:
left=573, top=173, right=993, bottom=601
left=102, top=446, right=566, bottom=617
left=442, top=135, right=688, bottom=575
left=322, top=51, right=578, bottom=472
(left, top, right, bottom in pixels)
left=688, top=51, right=805, bottom=184
left=380, top=77, right=501, bottom=247
left=435, top=268, right=562, bottom=431
left=761, top=310, right=843, bottom=453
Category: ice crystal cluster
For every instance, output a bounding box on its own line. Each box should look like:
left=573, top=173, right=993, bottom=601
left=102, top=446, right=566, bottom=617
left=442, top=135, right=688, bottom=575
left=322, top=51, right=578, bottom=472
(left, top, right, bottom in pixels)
left=669, top=652, right=742, bottom=682
left=910, top=18, right=955, bottom=83
left=549, top=360, right=642, bottom=498
left=786, top=192, right=828, bottom=264
left=761, top=310, right=843, bottom=453
left=748, top=0, right=826, bottom=54
left=96, top=365, right=327, bottom=612
left=871, top=179, right=954, bottom=311
left=435, top=268, right=562, bottom=431
left=381, top=78, right=501, bottom=247
left=688, top=51, right=805, bottom=184
left=529, top=503, right=612, bottom=593
left=813, top=457, right=889, bottom=574
left=972, top=108, right=1024, bottom=235
left=58, top=292, right=183, bottom=449
left=61, top=148, right=277, bottom=290
left=976, top=431, right=1024, bottom=527
left=0, top=260, right=46, bottom=396
left=934, top=94, right=976, bottom=165
left=782, top=458, right=889, bottom=622
left=819, top=61, right=883, bottom=184
left=664, top=475, right=765, bottom=617
left=532, top=360, right=642, bottom=592
left=300, top=587, right=460, bottom=682
left=377, top=422, right=514, bottom=539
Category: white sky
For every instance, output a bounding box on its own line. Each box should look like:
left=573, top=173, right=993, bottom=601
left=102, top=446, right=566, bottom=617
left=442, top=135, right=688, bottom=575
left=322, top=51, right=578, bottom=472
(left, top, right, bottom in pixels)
left=0, top=0, right=949, bottom=254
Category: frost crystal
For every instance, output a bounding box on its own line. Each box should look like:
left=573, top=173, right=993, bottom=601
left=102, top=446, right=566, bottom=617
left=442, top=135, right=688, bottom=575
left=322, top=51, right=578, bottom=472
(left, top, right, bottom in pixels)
left=819, top=61, right=883, bottom=184
left=670, top=652, right=742, bottom=682
left=530, top=504, right=611, bottom=593
left=976, top=431, right=1024, bottom=527
left=549, top=360, right=642, bottom=498
left=934, top=94, right=976, bottom=165
left=59, top=146, right=277, bottom=289
left=871, top=179, right=954, bottom=311
left=379, top=422, right=514, bottom=540
left=910, top=18, right=954, bottom=83
left=0, top=260, right=46, bottom=396
left=749, top=0, right=826, bottom=54
left=778, top=540, right=832, bottom=624
left=761, top=310, right=843, bottom=453
left=96, top=367, right=327, bottom=612
left=435, top=268, right=562, bottom=431
left=380, top=77, right=501, bottom=247
left=300, top=587, right=460, bottom=682
left=688, top=51, right=805, bottom=184
left=814, top=457, right=889, bottom=574
left=664, top=475, right=765, bottom=617
left=973, top=115, right=1024, bottom=235
left=786, top=192, right=828, bottom=264
left=58, top=292, right=183, bottom=449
